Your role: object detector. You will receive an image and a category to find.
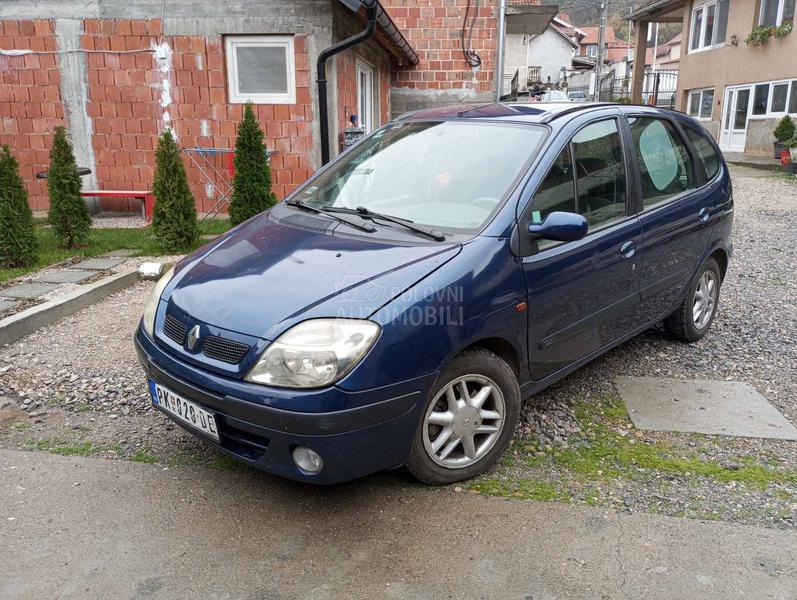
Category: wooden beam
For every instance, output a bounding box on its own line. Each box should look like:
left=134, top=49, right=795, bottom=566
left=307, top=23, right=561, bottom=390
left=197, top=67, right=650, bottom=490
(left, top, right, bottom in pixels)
left=631, top=20, right=649, bottom=104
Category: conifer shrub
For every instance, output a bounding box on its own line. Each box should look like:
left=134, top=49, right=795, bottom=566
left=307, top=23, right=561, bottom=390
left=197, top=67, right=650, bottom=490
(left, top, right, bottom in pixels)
left=0, top=145, right=38, bottom=268
left=774, top=115, right=796, bottom=142
left=229, top=102, right=277, bottom=226
left=47, top=126, right=91, bottom=248
left=152, top=130, right=199, bottom=251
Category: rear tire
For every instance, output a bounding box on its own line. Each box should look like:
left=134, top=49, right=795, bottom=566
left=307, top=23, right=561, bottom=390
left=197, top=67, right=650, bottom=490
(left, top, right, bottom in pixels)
left=406, top=348, right=520, bottom=485
left=664, top=257, right=721, bottom=342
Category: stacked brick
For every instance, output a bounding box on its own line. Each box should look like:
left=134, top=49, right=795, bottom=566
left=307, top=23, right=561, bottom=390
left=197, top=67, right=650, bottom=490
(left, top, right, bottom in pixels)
left=382, top=0, right=498, bottom=94
left=0, top=19, right=65, bottom=211
left=0, top=18, right=316, bottom=212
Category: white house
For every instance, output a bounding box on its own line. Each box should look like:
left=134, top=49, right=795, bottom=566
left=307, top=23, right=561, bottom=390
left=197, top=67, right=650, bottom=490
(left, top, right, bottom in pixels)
left=505, top=15, right=584, bottom=92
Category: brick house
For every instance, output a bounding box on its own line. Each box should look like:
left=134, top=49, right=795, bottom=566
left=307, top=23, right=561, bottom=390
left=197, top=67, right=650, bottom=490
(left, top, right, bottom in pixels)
left=0, top=0, right=510, bottom=213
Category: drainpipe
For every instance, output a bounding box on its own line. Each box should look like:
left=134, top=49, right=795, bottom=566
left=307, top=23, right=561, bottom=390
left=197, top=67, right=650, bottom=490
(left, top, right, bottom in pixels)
left=317, top=0, right=378, bottom=165
left=495, top=0, right=507, bottom=101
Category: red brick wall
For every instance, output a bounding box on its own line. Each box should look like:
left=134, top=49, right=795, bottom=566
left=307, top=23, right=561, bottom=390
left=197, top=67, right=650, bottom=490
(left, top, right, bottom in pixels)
left=1, top=18, right=316, bottom=213
left=82, top=19, right=315, bottom=213
left=381, top=0, right=498, bottom=94
left=0, top=19, right=65, bottom=211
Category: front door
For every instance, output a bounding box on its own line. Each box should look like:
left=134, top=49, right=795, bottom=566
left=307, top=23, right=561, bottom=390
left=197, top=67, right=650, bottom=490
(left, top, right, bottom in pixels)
left=520, top=117, right=642, bottom=381
left=720, top=86, right=750, bottom=152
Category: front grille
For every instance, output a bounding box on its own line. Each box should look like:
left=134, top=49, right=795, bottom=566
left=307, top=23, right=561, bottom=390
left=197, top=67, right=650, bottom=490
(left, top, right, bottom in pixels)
left=202, top=334, right=250, bottom=364
left=163, top=314, right=187, bottom=345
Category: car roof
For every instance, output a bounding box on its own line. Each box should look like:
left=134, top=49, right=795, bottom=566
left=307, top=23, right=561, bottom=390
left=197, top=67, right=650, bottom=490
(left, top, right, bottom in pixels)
left=396, top=101, right=688, bottom=125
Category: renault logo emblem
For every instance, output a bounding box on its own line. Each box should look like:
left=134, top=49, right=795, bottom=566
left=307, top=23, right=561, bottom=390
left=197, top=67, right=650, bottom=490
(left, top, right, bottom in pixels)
left=187, top=325, right=201, bottom=351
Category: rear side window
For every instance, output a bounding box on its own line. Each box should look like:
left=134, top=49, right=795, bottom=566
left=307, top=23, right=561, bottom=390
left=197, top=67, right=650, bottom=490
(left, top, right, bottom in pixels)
left=628, top=117, right=693, bottom=208
left=684, top=125, right=721, bottom=181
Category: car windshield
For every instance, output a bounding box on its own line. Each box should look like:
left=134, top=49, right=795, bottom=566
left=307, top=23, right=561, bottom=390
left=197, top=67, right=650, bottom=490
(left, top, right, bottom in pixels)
left=295, top=120, right=546, bottom=232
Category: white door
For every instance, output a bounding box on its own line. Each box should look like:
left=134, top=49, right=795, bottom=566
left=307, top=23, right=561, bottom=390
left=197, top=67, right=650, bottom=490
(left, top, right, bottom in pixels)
left=720, top=86, right=751, bottom=152
left=356, top=61, right=375, bottom=133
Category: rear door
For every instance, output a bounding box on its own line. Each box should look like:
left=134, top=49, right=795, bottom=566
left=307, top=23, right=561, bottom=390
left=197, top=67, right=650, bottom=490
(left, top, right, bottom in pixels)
left=518, top=113, right=643, bottom=381
left=620, top=111, right=714, bottom=323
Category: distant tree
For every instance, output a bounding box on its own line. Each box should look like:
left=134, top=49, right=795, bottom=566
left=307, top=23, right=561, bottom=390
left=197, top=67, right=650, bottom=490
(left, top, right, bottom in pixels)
left=47, top=126, right=91, bottom=248
left=229, top=102, right=277, bottom=226
left=0, top=145, right=38, bottom=268
left=152, top=130, right=198, bottom=251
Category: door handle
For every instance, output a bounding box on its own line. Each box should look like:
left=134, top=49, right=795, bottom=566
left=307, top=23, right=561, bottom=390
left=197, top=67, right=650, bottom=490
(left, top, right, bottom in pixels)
left=620, top=241, right=635, bottom=258
left=698, top=207, right=711, bottom=223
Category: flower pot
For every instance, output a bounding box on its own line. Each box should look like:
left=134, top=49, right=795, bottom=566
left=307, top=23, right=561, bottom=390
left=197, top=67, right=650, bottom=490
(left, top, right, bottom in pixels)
left=774, top=141, right=786, bottom=159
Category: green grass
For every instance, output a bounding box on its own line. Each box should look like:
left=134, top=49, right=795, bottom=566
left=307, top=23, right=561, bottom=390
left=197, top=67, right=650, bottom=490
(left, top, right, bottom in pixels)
left=26, top=437, right=127, bottom=459
left=469, top=394, right=797, bottom=503
left=27, top=439, right=99, bottom=456
left=772, top=168, right=797, bottom=183
left=468, top=477, right=564, bottom=501
left=0, top=219, right=230, bottom=284
left=549, top=395, right=797, bottom=491
left=130, top=449, right=159, bottom=464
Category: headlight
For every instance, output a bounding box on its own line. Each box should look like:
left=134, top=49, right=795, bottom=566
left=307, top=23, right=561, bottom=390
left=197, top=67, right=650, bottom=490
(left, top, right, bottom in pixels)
left=141, top=266, right=175, bottom=337
left=245, top=319, right=380, bottom=388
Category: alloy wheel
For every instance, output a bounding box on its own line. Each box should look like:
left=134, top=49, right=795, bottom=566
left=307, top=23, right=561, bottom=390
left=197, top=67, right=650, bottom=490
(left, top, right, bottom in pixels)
left=692, top=270, right=717, bottom=330
left=422, top=374, right=505, bottom=469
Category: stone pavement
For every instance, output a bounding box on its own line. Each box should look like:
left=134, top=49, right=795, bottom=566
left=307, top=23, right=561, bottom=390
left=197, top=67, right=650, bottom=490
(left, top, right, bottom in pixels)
left=0, top=251, right=138, bottom=317
left=1, top=449, right=794, bottom=600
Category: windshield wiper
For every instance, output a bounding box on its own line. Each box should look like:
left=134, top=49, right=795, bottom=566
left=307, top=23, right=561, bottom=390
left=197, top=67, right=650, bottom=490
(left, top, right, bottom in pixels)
left=286, top=199, right=376, bottom=233
left=325, top=206, right=446, bottom=242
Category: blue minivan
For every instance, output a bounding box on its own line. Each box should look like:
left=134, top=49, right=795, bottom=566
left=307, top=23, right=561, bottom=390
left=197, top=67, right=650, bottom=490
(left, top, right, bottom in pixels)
left=135, top=102, right=733, bottom=484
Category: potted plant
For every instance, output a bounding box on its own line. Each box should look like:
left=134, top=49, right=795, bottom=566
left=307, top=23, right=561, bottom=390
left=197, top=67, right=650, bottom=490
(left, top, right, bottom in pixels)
left=786, top=137, right=797, bottom=174
left=772, top=115, right=795, bottom=159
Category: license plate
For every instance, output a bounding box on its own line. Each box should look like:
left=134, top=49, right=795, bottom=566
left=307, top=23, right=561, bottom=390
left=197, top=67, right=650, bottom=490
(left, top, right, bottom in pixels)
left=149, top=381, right=220, bottom=442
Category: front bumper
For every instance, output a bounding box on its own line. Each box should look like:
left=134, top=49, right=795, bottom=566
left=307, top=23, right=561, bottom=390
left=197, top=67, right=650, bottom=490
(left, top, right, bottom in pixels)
left=135, top=328, right=433, bottom=484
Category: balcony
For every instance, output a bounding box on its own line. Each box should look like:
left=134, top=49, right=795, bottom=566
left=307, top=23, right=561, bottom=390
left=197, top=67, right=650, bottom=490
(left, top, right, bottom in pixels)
left=527, top=66, right=542, bottom=86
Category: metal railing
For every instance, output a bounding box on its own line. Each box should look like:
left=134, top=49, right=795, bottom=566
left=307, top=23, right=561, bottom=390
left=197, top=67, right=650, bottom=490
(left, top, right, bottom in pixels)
left=527, top=65, right=542, bottom=85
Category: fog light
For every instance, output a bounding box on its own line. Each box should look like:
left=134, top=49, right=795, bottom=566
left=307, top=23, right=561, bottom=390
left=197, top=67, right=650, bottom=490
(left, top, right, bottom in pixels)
left=292, top=446, right=323, bottom=474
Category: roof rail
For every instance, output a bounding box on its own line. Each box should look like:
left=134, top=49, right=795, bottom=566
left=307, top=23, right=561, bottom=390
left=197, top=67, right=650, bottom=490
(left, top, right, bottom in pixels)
left=539, top=102, right=619, bottom=123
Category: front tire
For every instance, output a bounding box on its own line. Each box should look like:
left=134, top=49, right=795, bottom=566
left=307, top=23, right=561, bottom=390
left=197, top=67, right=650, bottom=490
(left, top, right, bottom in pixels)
left=406, top=348, right=520, bottom=485
left=664, top=257, right=721, bottom=342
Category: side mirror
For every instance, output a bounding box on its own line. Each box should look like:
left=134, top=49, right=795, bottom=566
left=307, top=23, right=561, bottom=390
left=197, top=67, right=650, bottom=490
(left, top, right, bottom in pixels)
left=528, top=211, right=588, bottom=242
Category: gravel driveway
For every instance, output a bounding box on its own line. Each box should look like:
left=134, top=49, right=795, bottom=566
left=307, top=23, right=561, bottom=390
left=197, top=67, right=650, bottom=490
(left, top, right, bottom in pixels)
left=1, top=169, right=795, bottom=527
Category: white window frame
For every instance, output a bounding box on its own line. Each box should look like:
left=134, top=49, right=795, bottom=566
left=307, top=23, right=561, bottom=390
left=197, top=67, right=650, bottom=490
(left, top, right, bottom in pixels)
left=688, top=0, right=728, bottom=53
left=759, top=0, right=795, bottom=27
left=688, top=88, right=715, bottom=120
left=355, top=58, right=376, bottom=134
left=747, top=78, right=797, bottom=119
left=586, top=44, right=598, bottom=57
left=225, top=35, right=296, bottom=104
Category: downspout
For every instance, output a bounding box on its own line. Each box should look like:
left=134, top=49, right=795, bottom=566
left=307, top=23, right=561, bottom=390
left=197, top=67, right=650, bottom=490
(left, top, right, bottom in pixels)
left=317, top=0, right=378, bottom=165
left=495, top=0, right=507, bottom=101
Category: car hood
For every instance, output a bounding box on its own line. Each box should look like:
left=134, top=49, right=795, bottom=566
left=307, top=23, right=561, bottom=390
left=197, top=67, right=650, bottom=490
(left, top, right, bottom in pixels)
left=167, top=213, right=461, bottom=339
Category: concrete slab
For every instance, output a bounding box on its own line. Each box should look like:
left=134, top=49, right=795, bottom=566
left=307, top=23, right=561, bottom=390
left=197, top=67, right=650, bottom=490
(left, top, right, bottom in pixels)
left=0, top=283, right=59, bottom=299
left=0, top=269, right=139, bottom=346
left=70, top=257, right=125, bottom=270
left=101, top=248, right=139, bottom=258
left=1, top=449, right=795, bottom=600
left=616, top=376, right=797, bottom=440
left=37, top=269, right=96, bottom=284
left=0, top=299, right=19, bottom=313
